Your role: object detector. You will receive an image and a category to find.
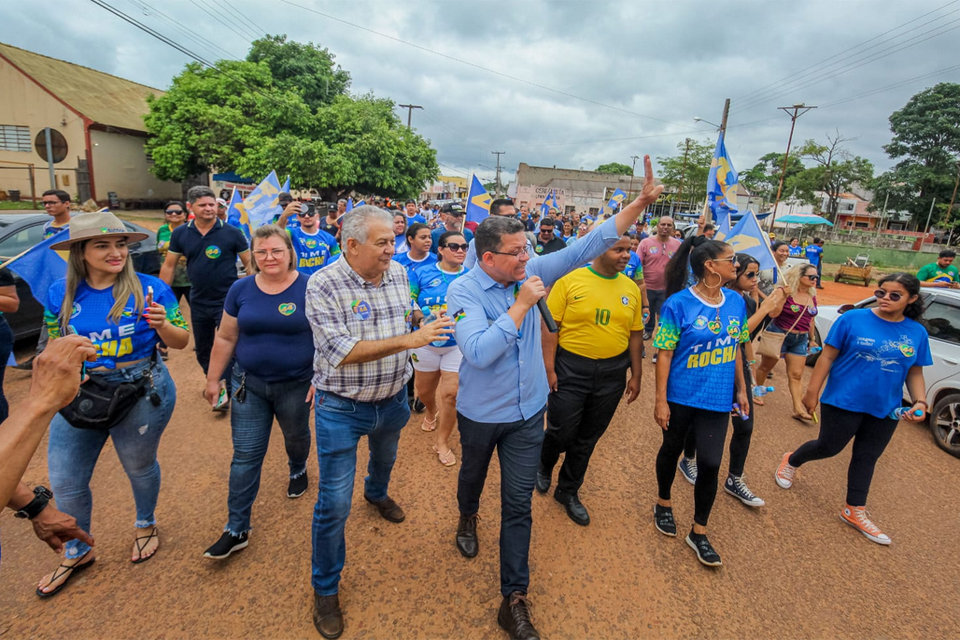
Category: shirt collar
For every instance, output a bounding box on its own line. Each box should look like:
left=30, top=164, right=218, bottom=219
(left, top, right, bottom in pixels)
left=475, top=264, right=509, bottom=291
left=337, top=254, right=394, bottom=287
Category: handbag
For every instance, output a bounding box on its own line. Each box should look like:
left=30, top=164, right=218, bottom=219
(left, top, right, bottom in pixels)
left=58, top=356, right=157, bottom=431
left=756, top=303, right=806, bottom=359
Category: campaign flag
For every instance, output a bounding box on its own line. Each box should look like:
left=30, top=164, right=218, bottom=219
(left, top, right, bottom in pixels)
left=281, top=175, right=290, bottom=193
left=341, top=198, right=364, bottom=223
left=715, top=210, right=776, bottom=271
left=606, top=188, right=627, bottom=212
left=715, top=210, right=732, bottom=240
left=4, top=232, right=68, bottom=305
left=346, top=198, right=353, bottom=213
left=242, top=170, right=284, bottom=229
left=225, top=187, right=251, bottom=241
left=706, top=132, right=739, bottom=228
left=465, top=175, right=492, bottom=224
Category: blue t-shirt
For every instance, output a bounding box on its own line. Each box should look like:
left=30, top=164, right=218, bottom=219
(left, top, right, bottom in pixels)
left=288, top=227, right=340, bottom=276
left=805, top=244, right=823, bottom=266
left=223, top=273, right=314, bottom=382
left=44, top=274, right=187, bottom=369
left=43, top=219, right=70, bottom=239
left=393, top=251, right=435, bottom=279
left=410, top=263, right=469, bottom=347
left=429, top=227, right=473, bottom=255
left=789, top=245, right=804, bottom=257
left=820, top=309, right=932, bottom=418
left=404, top=213, right=427, bottom=226
left=652, top=288, right=750, bottom=412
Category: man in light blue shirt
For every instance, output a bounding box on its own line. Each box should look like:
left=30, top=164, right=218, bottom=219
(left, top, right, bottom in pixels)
left=445, top=157, right=663, bottom=639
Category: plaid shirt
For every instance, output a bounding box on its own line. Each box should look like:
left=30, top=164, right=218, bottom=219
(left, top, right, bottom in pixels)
left=305, top=256, right=413, bottom=402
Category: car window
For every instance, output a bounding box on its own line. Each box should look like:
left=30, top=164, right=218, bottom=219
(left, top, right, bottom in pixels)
left=0, top=223, right=45, bottom=259
left=921, top=299, right=960, bottom=346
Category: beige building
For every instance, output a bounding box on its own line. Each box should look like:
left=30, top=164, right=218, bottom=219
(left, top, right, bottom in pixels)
left=0, top=42, right=181, bottom=205
left=508, top=163, right=663, bottom=216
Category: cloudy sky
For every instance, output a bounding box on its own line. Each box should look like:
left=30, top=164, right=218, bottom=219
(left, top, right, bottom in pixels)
left=2, top=0, right=958, bottom=186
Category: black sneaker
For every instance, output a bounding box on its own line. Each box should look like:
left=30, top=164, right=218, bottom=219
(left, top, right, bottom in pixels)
left=678, top=457, right=698, bottom=485
left=203, top=531, right=248, bottom=559
left=654, top=505, right=676, bottom=537
left=287, top=472, right=308, bottom=499
left=686, top=531, right=722, bottom=567
left=534, top=467, right=551, bottom=494
left=724, top=474, right=765, bottom=507
left=412, top=398, right=426, bottom=413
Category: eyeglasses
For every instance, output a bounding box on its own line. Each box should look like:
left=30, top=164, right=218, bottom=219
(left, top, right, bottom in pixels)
left=443, top=243, right=469, bottom=252
left=874, top=289, right=904, bottom=302
left=539, top=228, right=554, bottom=233
left=743, top=271, right=759, bottom=279
left=165, top=209, right=184, bottom=215
left=712, top=256, right=739, bottom=265
left=42, top=200, right=61, bottom=206
left=253, top=249, right=288, bottom=258
left=801, top=273, right=819, bottom=280
left=490, top=247, right=529, bottom=258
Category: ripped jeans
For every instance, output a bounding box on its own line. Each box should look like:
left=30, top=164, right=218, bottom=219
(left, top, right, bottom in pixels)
left=47, top=357, right=176, bottom=559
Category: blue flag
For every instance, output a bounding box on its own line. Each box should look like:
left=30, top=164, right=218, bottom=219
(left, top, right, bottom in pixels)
left=242, top=170, right=284, bottom=230
left=225, top=187, right=251, bottom=242
left=281, top=175, right=290, bottom=193
left=346, top=198, right=353, bottom=213
left=466, top=175, right=491, bottom=224
left=707, top=133, right=739, bottom=228
left=5, top=232, right=68, bottom=305
left=606, top=188, right=627, bottom=212
left=714, top=210, right=776, bottom=271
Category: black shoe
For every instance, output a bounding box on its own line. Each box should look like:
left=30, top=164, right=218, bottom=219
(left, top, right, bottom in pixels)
left=287, top=472, right=308, bottom=499
left=313, top=592, right=344, bottom=639
left=13, top=356, right=34, bottom=371
left=455, top=513, right=479, bottom=558
left=412, top=398, right=426, bottom=413
left=654, top=504, right=676, bottom=537
left=642, top=331, right=652, bottom=341
left=686, top=530, right=722, bottom=567
left=534, top=467, right=551, bottom=494
left=497, top=591, right=541, bottom=640
left=363, top=494, right=405, bottom=523
left=554, top=488, right=590, bottom=526
left=203, top=531, right=248, bottom=559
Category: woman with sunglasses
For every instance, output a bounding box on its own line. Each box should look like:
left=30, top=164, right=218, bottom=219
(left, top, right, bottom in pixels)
left=776, top=273, right=931, bottom=545
left=410, top=231, right=469, bottom=466
left=677, top=253, right=787, bottom=507
left=652, top=237, right=750, bottom=566
left=754, top=263, right=818, bottom=421
left=37, top=212, right=189, bottom=596
left=202, top=225, right=315, bottom=559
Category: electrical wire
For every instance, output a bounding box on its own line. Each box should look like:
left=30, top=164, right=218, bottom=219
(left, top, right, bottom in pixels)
left=128, top=0, right=243, bottom=61
left=818, top=62, right=960, bottom=108
left=90, top=0, right=216, bottom=67
left=203, top=0, right=265, bottom=41
left=187, top=0, right=257, bottom=44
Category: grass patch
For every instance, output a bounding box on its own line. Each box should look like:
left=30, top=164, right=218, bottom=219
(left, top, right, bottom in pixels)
left=0, top=201, right=41, bottom=211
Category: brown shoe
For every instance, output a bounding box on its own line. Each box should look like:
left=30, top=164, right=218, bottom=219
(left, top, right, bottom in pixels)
left=313, top=593, right=343, bottom=639
left=363, top=494, right=405, bottom=523
left=498, top=592, right=540, bottom=640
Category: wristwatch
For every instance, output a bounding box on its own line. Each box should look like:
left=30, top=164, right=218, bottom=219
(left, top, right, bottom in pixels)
left=14, top=485, right=52, bottom=519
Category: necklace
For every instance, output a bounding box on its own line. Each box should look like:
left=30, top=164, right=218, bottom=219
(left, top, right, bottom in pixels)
left=438, top=265, right=463, bottom=284
left=693, top=285, right=722, bottom=331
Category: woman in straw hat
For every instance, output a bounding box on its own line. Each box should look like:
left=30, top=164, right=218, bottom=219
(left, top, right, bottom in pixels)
left=35, top=211, right=189, bottom=597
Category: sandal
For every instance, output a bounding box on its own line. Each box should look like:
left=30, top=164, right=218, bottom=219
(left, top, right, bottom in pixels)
left=753, top=396, right=765, bottom=406
left=792, top=413, right=814, bottom=423
left=36, top=552, right=96, bottom=598
left=421, top=413, right=438, bottom=432
left=132, top=526, right=160, bottom=564
left=432, top=444, right=457, bottom=467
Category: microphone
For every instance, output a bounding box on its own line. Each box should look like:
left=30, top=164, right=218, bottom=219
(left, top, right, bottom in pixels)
left=537, top=298, right=558, bottom=333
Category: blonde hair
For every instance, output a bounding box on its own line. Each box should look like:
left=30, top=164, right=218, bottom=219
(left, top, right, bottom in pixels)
left=250, top=224, right=296, bottom=273
left=783, top=263, right=818, bottom=299
left=59, top=240, right=144, bottom=334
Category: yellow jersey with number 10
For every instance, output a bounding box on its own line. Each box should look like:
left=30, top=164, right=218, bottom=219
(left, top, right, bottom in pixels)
left=546, top=266, right=644, bottom=359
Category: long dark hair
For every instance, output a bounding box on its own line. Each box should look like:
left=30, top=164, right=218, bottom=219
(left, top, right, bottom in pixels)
left=726, top=252, right=759, bottom=293
left=878, top=272, right=925, bottom=319
left=664, top=236, right=730, bottom=298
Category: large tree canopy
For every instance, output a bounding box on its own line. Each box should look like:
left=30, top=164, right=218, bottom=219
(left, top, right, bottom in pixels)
left=656, top=139, right=713, bottom=209
left=144, top=35, right=438, bottom=200
left=595, top=162, right=633, bottom=175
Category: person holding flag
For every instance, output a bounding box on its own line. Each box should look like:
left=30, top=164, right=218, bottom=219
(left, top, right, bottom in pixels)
left=430, top=203, right=473, bottom=255
left=275, top=200, right=341, bottom=276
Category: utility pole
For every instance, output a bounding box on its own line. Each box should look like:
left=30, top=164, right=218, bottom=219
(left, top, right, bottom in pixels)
left=769, top=103, right=816, bottom=229
left=676, top=139, right=692, bottom=212
left=719, top=98, right=730, bottom=134
left=875, top=192, right=889, bottom=243
left=398, top=104, right=423, bottom=129
left=944, top=160, right=960, bottom=234
left=920, top=197, right=936, bottom=251
left=491, top=151, right=505, bottom=197
left=628, top=154, right=641, bottom=200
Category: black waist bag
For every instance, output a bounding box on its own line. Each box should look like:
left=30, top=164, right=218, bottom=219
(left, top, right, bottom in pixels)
left=59, top=371, right=151, bottom=431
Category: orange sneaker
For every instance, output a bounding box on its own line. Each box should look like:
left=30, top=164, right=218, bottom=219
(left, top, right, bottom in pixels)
left=775, top=452, right=797, bottom=489
left=840, top=505, right=891, bottom=545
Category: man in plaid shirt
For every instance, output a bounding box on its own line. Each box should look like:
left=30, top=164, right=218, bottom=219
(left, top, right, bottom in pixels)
left=304, top=205, right=453, bottom=639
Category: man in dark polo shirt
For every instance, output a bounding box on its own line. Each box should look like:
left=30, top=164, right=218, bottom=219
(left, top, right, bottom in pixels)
left=161, top=185, right=251, bottom=410
left=534, top=217, right=567, bottom=255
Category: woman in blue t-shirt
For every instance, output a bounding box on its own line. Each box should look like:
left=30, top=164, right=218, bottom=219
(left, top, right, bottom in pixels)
left=410, top=231, right=469, bottom=466
left=651, top=236, right=750, bottom=567
left=776, top=272, right=932, bottom=546
left=37, top=212, right=189, bottom=597
left=201, top=225, right=315, bottom=559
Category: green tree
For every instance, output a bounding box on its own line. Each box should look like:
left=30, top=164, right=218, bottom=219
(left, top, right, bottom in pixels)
left=873, top=82, right=960, bottom=228
left=656, top=139, right=713, bottom=210
left=595, top=162, right=633, bottom=175
left=144, top=36, right=438, bottom=200
left=740, top=151, right=805, bottom=204
left=797, top=132, right=874, bottom=221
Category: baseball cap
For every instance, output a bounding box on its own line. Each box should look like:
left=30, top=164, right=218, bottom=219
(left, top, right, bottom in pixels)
left=441, top=203, right=465, bottom=216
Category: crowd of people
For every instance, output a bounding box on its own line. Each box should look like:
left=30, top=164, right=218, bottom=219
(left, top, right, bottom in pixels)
left=0, top=168, right=941, bottom=640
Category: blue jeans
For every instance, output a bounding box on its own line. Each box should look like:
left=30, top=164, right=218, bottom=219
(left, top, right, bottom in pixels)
left=311, top=388, right=409, bottom=595
left=457, top=406, right=546, bottom=597
left=47, top=357, right=177, bottom=559
left=767, top=324, right=810, bottom=356
left=225, top=366, right=312, bottom=535
left=644, top=289, right=667, bottom=334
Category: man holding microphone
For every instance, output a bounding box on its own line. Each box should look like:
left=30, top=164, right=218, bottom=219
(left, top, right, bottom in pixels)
left=446, top=156, right=663, bottom=640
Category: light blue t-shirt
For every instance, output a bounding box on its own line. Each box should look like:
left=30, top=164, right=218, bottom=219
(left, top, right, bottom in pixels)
left=410, top=263, right=469, bottom=347
left=624, top=251, right=643, bottom=280
left=652, top=288, right=749, bottom=413
left=820, top=309, right=932, bottom=418
left=392, top=251, right=435, bottom=280
left=805, top=244, right=823, bottom=266
left=789, top=245, right=804, bottom=257
left=288, top=227, right=340, bottom=276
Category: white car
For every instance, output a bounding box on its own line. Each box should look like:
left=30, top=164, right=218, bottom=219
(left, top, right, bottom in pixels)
left=812, top=288, right=960, bottom=458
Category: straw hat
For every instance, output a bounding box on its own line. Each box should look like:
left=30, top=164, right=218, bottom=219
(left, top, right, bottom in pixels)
left=50, top=211, right=149, bottom=251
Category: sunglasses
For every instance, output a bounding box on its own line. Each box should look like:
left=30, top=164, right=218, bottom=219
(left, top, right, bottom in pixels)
left=874, top=289, right=904, bottom=302
left=743, top=271, right=759, bottom=279
left=443, top=243, right=469, bottom=252
left=298, top=211, right=318, bottom=217
left=802, top=273, right=819, bottom=280
left=165, top=209, right=184, bottom=214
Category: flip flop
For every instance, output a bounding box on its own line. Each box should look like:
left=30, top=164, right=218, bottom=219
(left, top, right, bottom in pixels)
left=753, top=396, right=765, bottom=406
left=132, top=526, right=160, bottom=564
left=432, top=444, right=457, bottom=467
left=36, top=553, right=96, bottom=598
left=421, top=413, right=438, bottom=432
left=792, top=413, right=814, bottom=423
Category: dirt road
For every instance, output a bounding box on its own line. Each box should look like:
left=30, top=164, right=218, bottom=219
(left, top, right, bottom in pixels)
left=1, top=313, right=957, bottom=639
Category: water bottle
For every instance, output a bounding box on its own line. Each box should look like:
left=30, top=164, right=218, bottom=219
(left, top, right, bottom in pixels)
left=420, top=309, right=450, bottom=347
left=888, top=406, right=924, bottom=419
left=808, top=346, right=822, bottom=355
left=753, top=385, right=775, bottom=398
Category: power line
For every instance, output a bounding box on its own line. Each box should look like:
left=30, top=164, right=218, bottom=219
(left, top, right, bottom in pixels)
left=204, top=0, right=265, bottom=40
left=207, top=0, right=265, bottom=37
left=818, top=62, right=960, bottom=108
left=90, top=0, right=216, bottom=67
left=129, top=0, right=242, bottom=61
left=187, top=0, right=256, bottom=44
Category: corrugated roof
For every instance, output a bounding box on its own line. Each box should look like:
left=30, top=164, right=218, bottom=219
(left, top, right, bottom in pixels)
left=0, top=42, right=163, bottom=132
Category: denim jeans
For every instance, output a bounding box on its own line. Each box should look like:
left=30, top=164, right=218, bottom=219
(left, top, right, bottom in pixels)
left=47, top=357, right=177, bottom=559
left=457, top=405, right=546, bottom=597
left=311, top=388, right=409, bottom=595
left=225, top=365, right=312, bottom=535
left=644, top=289, right=667, bottom=333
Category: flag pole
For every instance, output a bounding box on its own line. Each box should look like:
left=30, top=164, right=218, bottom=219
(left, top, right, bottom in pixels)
left=0, top=246, right=35, bottom=271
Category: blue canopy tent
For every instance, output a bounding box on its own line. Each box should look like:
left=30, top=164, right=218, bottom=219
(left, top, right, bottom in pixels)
left=776, top=213, right=834, bottom=226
